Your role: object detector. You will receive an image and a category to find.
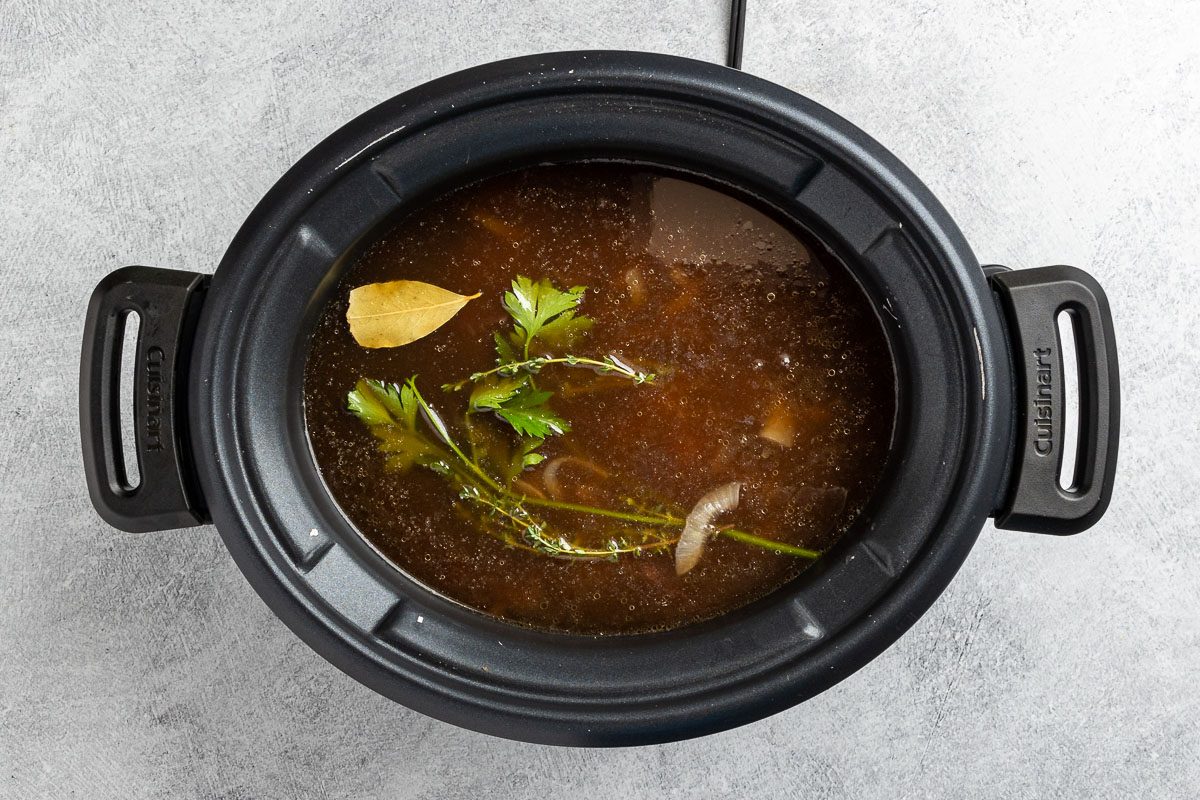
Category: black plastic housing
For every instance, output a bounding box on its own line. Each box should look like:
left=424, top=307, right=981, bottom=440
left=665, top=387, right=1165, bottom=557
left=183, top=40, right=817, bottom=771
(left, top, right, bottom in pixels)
left=989, top=266, right=1119, bottom=533
left=79, top=52, right=1119, bottom=745
left=80, top=266, right=209, bottom=531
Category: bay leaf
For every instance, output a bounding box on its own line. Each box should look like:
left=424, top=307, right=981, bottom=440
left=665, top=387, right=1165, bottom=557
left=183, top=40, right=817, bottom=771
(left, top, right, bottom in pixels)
left=346, top=280, right=481, bottom=348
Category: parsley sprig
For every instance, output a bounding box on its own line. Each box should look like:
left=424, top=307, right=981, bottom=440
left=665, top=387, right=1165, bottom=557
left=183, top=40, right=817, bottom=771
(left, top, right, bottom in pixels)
left=444, top=276, right=653, bottom=447
left=503, top=276, right=591, bottom=358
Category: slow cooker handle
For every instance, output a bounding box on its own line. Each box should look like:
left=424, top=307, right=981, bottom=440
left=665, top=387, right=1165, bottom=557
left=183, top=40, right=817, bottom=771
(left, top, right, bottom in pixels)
left=988, top=265, right=1120, bottom=534
left=80, top=266, right=210, bottom=532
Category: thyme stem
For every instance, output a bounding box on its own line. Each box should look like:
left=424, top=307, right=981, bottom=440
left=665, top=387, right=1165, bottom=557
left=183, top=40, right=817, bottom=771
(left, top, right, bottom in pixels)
left=520, top=496, right=681, bottom=526
left=408, top=382, right=506, bottom=494
left=449, top=355, right=654, bottom=390
left=717, top=528, right=821, bottom=558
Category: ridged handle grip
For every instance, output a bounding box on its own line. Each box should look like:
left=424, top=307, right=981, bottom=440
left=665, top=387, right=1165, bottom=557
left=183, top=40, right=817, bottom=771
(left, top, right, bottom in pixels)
left=79, top=266, right=210, bottom=532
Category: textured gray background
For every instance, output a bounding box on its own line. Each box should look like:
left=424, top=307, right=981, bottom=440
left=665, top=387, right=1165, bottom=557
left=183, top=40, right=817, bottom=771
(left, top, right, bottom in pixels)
left=2, top=0, right=1198, bottom=797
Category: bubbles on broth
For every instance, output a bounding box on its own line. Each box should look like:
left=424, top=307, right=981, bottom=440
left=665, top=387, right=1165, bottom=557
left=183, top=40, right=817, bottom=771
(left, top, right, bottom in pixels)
left=303, top=164, right=895, bottom=635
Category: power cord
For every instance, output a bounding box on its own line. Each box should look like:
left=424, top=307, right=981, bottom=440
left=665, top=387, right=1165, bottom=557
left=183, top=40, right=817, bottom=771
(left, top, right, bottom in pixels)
left=726, top=0, right=747, bottom=68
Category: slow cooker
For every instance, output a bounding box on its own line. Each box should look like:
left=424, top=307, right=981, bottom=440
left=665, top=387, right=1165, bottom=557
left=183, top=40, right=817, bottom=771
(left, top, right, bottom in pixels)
left=80, top=52, right=1119, bottom=745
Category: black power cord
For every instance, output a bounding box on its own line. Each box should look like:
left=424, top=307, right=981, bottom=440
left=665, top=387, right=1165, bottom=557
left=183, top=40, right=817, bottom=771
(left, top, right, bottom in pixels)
left=726, top=0, right=747, bottom=68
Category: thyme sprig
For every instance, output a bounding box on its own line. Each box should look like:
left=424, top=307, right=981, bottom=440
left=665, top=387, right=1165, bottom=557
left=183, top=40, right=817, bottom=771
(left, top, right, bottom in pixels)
left=348, top=376, right=819, bottom=561
left=349, top=378, right=676, bottom=559
left=445, top=354, right=655, bottom=392
left=443, top=276, right=654, bottom=401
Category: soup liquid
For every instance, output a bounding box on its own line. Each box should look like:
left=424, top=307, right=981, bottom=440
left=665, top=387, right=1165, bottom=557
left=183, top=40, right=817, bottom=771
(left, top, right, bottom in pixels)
left=304, top=164, right=894, bottom=634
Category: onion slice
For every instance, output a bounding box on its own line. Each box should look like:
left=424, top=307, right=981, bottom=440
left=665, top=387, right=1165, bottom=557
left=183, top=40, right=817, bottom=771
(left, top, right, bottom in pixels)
left=759, top=402, right=797, bottom=447
left=674, top=481, right=741, bottom=576
left=624, top=267, right=646, bottom=307
left=510, top=478, right=548, bottom=500
left=542, top=455, right=611, bottom=500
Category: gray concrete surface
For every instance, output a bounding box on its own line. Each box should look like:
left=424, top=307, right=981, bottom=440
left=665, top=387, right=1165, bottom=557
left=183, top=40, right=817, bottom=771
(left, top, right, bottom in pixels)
left=2, top=0, right=1198, bottom=797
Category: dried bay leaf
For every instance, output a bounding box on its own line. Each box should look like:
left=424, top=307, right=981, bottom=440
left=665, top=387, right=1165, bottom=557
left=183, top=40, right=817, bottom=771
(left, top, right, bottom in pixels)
left=346, top=280, right=481, bottom=348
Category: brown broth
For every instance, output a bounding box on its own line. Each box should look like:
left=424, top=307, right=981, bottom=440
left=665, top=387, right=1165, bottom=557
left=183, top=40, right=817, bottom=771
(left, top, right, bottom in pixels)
left=303, top=164, right=895, bottom=634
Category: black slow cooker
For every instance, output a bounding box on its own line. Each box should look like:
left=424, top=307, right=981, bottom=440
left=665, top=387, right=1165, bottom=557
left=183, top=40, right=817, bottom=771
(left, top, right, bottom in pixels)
left=79, top=52, right=1119, bottom=746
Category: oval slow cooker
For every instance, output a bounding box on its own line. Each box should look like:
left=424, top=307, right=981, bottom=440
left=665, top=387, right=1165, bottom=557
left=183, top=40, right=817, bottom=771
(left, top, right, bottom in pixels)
left=79, top=52, right=1119, bottom=746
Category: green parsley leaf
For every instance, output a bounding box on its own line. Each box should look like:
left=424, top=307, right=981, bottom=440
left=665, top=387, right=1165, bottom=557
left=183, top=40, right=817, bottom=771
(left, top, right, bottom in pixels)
left=502, top=276, right=587, bottom=349
left=394, top=382, right=419, bottom=429
left=347, top=380, right=392, bottom=426
left=469, top=377, right=525, bottom=411
left=537, top=310, right=594, bottom=348
left=376, top=428, right=438, bottom=473
left=494, top=331, right=519, bottom=365
left=513, top=437, right=546, bottom=473
left=494, top=385, right=570, bottom=438
left=348, top=379, right=418, bottom=429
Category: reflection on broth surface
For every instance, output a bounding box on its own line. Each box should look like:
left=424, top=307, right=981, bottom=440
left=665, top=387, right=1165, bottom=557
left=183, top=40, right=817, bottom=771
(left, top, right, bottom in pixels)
left=304, top=164, right=895, bottom=634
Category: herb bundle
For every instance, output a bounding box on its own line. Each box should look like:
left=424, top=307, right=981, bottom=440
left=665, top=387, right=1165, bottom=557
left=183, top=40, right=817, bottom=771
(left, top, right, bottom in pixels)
left=346, top=276, right=819, bottom=565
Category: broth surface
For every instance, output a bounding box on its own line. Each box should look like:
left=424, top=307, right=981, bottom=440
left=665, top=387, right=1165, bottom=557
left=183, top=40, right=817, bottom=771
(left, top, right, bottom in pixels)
left=304, top=164, right=895, bottom=634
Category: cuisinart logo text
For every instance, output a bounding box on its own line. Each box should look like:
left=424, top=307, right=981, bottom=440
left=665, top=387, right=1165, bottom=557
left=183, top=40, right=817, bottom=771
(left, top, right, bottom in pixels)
left=1033, top=346, right=1053, bottom=455
left=145, top=346, right=165, bottom=452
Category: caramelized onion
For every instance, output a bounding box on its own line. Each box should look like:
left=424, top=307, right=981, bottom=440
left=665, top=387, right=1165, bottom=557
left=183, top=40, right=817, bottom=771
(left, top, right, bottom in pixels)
left=675, top=481, right=741, bottom=576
